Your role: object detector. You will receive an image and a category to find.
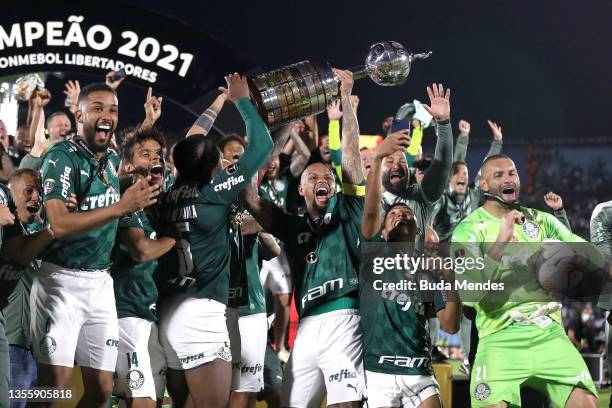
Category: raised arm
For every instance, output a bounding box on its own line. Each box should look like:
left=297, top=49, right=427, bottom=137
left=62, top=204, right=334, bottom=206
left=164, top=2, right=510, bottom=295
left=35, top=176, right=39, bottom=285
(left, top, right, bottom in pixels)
left=333, top=69, right=363, bottom=187
left=544, top=192, right=571, bottom=232
left=209, top=74, right=273, bottom=204
left=140, top=87, right=163, bottom=129
left=419, top=84, right=453, bottom=204
left=288, top=124, right=312, bottom=177
left=20, top=104, right=47, bottom=171
left=453, top=119, right=470, bottom=162
left=485, top=120, right=503, bottom=158
left=474, top=120, right=504, bottom=187
left=185, top=92, right=227, bottom=137
left=362, top=132, right=411, bottom=238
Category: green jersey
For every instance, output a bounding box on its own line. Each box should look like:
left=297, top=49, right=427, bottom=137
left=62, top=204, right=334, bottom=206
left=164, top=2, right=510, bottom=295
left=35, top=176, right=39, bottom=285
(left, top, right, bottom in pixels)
left=268, top=191, right=364, bottom=317
left=108, top=148, right=121, bottom=171
left=259, top=176, right=289, bottom=210
left=239, top=234, right=266, bottom=315
left=0, top=184, right=27, bottom=310
left=156, top=98, right=273, bottom=304
left=111, top=210, right=159, bottom=321
left=3, top=220, right=44, bottom=347
left=228, top=205, right=249, bottom=309
left=164, top=166, right=175, bottom=191
left=451, top=206, right=593, bottom=338
left=360, top=242, right=445, bottom=375
left=40, top=138, right=121, bottom=270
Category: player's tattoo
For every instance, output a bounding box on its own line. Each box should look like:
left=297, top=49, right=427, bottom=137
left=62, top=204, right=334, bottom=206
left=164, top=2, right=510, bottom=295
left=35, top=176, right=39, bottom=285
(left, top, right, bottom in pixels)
left=340, top=93, right=364, bottom=185
left=194, top=109, right=218, bottom=133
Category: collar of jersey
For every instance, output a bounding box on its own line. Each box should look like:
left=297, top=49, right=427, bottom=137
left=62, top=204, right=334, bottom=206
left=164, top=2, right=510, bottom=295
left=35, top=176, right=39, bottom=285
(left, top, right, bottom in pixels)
left=70, top=137, right=111, bottom=162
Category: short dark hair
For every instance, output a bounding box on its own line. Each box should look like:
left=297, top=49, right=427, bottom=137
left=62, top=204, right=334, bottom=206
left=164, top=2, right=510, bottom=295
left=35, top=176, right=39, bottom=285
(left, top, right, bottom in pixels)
left=451, top=161, right=467, bottom=176
left=77, top=83, right=116, bottom=106
left=121, top=126, right=166, bottom=163
left=217, top=134, right=246, bottom=152
left=45, top=111, right=70, bottom=128
left=174, top=134, right=221, bottom=183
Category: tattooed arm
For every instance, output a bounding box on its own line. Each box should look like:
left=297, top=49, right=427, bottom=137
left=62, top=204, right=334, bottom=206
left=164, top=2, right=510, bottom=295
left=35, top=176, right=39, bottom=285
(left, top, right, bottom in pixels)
left=186, top=92, right=227, bottom=137
left=333, top=69, right=364, bottom=187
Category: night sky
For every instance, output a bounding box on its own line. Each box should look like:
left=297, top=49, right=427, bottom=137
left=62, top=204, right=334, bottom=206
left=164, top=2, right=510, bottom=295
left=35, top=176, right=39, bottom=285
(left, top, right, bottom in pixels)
left=121, top=0, right=612, bottom=147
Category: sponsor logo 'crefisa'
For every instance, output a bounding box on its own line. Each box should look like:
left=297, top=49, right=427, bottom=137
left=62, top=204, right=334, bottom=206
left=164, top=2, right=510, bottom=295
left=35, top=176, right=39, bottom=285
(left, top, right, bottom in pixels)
left=328, top=369, right=357, bottom=383
left=214, top=175, right=245, bottom=192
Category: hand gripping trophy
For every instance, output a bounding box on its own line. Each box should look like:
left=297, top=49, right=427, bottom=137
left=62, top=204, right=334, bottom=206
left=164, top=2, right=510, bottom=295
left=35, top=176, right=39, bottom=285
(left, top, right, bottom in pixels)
left=247, top=41, right=432, bottom=128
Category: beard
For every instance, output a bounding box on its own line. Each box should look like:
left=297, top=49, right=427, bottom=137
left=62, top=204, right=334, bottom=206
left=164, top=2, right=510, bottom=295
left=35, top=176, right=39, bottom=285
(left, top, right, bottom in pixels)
left=84, top=124, right=111, bottom=153
left=382, top=171, right=408, bottom=196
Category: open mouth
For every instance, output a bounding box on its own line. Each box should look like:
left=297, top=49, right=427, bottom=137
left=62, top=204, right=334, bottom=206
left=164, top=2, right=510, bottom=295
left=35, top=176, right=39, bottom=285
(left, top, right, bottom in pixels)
left=95, top=120, right=112, bottom=141
left=501, top=186, right=516, bottom=201
left=150, top=164, right=164, bottom=177
left=315, top=184, right=330, bottom=205
left=390, top=170, right=404, bottom=184
left=26, top=202, right=40, bottom=214
left=394, top=219, right=409, bottom=228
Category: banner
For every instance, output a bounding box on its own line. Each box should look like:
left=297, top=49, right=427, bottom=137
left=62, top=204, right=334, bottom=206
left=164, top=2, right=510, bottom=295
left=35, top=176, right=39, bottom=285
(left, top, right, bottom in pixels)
left=0, top=1, right=255, bottom=105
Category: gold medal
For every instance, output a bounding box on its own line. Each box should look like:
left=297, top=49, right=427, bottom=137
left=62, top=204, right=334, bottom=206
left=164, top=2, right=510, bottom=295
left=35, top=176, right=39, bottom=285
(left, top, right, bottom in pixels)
left=306, top=251, right=318, bottom=264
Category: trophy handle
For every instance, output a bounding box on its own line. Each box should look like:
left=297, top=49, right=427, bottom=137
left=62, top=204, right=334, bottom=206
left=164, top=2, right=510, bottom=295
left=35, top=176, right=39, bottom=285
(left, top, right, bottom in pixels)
left=348, top=65, right=369, bottom=81
left=409, top=51, right=433, bottom=61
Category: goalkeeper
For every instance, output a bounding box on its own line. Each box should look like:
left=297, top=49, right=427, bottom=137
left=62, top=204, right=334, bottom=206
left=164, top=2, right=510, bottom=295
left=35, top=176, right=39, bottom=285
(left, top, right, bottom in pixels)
left=451, top=154, right=606, bottom=408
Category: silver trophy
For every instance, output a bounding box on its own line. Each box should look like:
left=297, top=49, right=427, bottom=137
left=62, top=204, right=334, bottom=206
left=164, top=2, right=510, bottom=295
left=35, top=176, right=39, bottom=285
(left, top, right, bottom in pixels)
left=248, top=41, right=432, bottom=128
left=13, top=74, right=46, bottom=101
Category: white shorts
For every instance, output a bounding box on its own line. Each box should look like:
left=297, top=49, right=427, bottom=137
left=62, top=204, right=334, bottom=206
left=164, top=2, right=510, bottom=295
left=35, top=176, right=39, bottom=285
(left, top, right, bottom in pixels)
left=158, top=295, right=232, bottom=370
left=114, top=318, right=166, bottom=401
left=260, top=249, right=292, bottom=295
left=365, top=371, right=440, bottom=408
left=30, top=262, right=119, bottom=371
left=281, top=309, right=365, bottom=408
left=227, top=309, right=267, bottom=393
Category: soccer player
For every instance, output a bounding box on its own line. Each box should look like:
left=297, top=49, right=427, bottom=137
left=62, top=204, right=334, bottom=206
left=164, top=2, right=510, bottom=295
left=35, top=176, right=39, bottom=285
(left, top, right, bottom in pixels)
left=155, top=73, right=273, bottom=408
left=451, top=154, right=601, bottom=408
left=259, top=154, right=294, bottom=361
left=33, top=83, right=160, bottom=407
left=360, top=125, right=461, bottom=408
left=3, top=169, right=47, bottom=407
left=111, top=127, right=178, bottom=407
left=379, top=86, right=453, bottom=246
left=217, top=132, right=282, bottom=408
left=0, top=179, right=56, bottom=407
left=242, top=69, right=366, bottom=408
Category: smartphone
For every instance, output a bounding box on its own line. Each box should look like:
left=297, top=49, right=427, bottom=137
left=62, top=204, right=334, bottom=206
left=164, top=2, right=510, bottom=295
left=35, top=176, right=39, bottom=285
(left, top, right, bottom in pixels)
left=390, top=118, right=411, bottom=134
left=111, top=68, right=127, bottom=81
left=390, top=119, right=411, bottom=148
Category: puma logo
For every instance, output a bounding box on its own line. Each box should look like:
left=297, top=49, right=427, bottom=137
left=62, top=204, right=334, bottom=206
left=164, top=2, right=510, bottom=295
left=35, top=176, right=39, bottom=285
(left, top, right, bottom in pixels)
left=48, top=159, right=58, bottom=167
left=346, top=383, right=358, bottom=394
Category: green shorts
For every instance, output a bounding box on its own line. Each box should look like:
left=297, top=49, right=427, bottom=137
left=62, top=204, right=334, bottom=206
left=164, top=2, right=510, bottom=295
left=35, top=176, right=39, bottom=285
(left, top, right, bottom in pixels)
left=470, top=322, right=597, bottom=407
